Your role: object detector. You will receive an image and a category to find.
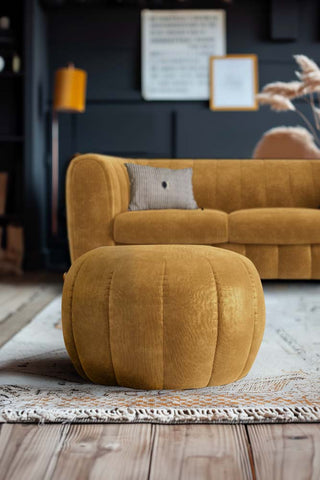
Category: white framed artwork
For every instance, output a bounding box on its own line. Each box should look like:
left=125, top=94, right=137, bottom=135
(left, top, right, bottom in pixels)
left=141, top=9, right=226, bottom=101
left=210, top=54, right=259, bottom=110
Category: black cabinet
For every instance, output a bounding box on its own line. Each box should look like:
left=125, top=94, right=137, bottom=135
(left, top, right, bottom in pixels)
left=0, top=1, right=24, bottom=249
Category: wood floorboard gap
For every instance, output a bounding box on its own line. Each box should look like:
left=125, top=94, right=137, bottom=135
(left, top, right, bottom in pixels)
left=147, top=424, right=157, bottom=480
left=44, top=424, right=71, bottom=480
left=245, top=424, right=257, bottom=480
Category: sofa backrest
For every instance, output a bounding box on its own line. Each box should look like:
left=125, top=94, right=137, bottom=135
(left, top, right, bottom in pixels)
left=126, top=158, right=320, bottom=212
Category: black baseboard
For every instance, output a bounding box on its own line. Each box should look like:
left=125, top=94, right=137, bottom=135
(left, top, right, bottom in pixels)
left=44, top=246, right=70, bottom=272
left=24, top=246, right=70, bottom=272
left=24, top=248, right=48, bottom=270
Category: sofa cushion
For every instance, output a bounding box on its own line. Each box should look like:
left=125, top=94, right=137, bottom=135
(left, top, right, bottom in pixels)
left=114, top=209, right=228, bottom=245
left=229, top=208, right=320, bottom=245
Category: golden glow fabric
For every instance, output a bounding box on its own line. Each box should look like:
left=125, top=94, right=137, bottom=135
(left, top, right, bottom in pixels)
left=114, top=208, right=228, bottom=245
left=66, top=154, right=320, bottom=278
left=62, top=245, right=265, bottom=390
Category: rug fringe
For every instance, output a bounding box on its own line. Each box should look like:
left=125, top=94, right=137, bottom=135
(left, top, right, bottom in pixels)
left=1, top=405, right=319, bottom=424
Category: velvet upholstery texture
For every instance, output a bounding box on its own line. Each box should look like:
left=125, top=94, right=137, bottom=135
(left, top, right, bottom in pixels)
left=214, top=243, right=320, bottom=279
left=229, top=208, right=320, bottom=245
left=66, top=154, right=320, bottom=278
left=62, top=245, right=265, bottom=390
left=114, top=209, right=228, bottom=245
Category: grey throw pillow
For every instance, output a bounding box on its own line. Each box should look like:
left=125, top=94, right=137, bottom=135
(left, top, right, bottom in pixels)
left=125, top=163, right=198, bottom=211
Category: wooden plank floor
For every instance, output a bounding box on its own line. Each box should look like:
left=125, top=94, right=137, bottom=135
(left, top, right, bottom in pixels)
left=0, top=274, right=319, bottom=480
left=0, top=272, right=62, bottom=347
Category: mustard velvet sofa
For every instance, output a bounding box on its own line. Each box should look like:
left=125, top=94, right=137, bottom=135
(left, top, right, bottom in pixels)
left=66, top=154, right=320, bottom=279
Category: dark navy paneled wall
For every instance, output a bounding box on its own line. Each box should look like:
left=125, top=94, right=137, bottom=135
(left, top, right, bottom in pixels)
left=46, top=0, right=320, bottom=166
left=26, top=0, right=320, bottom=267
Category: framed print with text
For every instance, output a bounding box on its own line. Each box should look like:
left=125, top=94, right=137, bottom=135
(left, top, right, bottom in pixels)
left=142, top=9, right=226, bottom=101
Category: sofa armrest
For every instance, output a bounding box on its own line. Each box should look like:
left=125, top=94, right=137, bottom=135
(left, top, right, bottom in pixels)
left=66, top=154, right=130, bottom=262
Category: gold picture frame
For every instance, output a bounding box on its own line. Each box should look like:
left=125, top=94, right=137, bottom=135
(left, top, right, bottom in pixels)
left=210, top=54, right=259, bottom=111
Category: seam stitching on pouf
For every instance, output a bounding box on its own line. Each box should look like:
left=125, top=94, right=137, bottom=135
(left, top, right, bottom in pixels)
left=205, top=258, right=220, bottom=387
left=107, top=270, right=117, bottom=384
left=237, top=258, right=258, bottom=380
left=161, top=260, right=166, bottom=389
left=69, top=256, right=92, bottom=380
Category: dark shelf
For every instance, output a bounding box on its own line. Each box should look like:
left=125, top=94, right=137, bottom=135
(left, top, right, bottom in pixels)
left=0, top=214, right=23, bottom=225
left=0, top=72, right=24, bottom=78
left=0, top=37, right=15, bottom=46
left=0, top=135, right=24, bottom=143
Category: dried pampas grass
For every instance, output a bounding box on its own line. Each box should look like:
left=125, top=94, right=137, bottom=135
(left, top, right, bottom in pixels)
left=262, top=81, right=304, bottom=99
left=301, top=71, right=320, bottom=93
left=294, top=55, right=320, bottom=94
left=294, top=54, right=319, bottom=74
left=257, top=54, right=320, bottom=146
left=256, top=93, right=295, bottom=111
left=313, top=106, right=320, bottom=120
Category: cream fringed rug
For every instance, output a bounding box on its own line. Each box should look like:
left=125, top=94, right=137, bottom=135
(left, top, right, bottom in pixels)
left=0, top=283, right=319, bottom=424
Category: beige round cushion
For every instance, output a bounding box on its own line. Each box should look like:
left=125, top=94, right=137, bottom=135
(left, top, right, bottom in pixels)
left=62, top=245, right=265, bottom=390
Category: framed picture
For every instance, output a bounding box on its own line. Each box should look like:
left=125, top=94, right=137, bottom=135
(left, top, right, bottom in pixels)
left=210, top=54, right=259, bottom=111
left=141, top=9, right=226, bottom=101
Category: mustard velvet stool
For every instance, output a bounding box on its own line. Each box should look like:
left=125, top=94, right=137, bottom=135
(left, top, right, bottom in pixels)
left=62, top=245, right=265, bottom=390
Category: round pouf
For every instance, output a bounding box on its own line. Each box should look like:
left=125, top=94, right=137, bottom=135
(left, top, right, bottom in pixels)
left=62, top=245, right=265, bottom=390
